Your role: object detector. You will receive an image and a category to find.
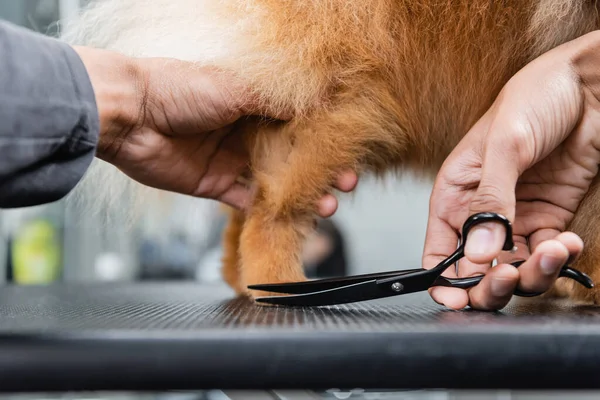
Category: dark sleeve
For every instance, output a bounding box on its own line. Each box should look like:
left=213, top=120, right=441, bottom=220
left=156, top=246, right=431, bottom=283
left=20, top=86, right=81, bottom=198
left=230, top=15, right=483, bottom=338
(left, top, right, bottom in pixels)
left=0, top=19, right=100, bottom=209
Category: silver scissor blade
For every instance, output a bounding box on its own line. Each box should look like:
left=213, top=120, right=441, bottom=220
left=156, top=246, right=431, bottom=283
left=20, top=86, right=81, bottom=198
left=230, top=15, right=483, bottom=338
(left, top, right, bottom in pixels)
left=248, top=268, right=423, bottom=295
left=254, top=279, right=396, bottom=307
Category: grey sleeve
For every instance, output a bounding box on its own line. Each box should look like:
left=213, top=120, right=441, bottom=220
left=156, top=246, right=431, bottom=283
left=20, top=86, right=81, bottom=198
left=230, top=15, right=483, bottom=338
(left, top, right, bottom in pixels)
left=0, top=20, right=100, bottom=209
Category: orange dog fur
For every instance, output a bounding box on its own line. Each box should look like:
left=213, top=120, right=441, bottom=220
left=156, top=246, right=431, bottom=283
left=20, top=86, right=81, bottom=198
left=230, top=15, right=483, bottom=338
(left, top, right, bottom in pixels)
left=62, top=0, right=600, bottom=303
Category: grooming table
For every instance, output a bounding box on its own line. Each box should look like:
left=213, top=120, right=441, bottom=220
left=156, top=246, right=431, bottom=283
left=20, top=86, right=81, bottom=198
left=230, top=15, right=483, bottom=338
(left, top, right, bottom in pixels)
left=0, top=282, right=599, bottom=392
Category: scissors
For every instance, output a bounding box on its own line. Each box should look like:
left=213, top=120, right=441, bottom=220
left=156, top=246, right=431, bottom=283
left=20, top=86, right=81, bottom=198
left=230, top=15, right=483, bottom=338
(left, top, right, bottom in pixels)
left=248, top=212, right=595, bottom=307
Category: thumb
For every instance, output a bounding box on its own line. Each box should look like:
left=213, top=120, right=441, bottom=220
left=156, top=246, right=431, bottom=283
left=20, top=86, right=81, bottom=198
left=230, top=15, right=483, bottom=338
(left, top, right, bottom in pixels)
left=465, top=134, right=521, bottom=265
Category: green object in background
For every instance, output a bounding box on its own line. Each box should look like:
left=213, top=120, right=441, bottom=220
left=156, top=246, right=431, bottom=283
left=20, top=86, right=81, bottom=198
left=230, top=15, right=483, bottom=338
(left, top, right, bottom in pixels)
left=11, top=219, right=61, bottom=284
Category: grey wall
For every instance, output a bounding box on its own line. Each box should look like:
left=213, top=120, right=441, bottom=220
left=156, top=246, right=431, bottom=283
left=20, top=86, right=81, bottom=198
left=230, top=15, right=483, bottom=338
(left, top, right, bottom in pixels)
left=332, top=173, right=433, bottom=274
left=0, top=1, right=26, bottom=25
left=0, top=0, right=60, bottom=35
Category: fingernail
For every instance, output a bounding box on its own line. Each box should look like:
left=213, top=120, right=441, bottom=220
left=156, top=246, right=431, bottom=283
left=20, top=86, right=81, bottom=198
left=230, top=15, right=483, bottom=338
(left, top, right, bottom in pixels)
left=540, top=254, right=563, bottom=276
left=491, top=277, right=513, bottom=297
left=466, top=225, right=502, bottom=256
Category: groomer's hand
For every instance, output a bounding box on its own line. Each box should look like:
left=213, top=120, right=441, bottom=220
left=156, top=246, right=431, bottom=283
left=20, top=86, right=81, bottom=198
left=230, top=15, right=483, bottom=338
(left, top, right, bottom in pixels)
left=73, top=47, right=357, bottom=215
left=422, top=31, right=600, bottom=311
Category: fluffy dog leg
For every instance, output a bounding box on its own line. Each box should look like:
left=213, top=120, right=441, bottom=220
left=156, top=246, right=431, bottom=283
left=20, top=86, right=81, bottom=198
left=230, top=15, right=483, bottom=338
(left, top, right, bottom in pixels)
left=221, top=206, right=246, bottom=295
left=239, top=92, right=399, bottom=300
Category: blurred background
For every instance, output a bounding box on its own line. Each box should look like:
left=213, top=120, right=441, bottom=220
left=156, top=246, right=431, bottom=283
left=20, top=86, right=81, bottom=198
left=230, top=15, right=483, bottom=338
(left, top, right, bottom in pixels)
left=0, top=1, right=596, bottom=400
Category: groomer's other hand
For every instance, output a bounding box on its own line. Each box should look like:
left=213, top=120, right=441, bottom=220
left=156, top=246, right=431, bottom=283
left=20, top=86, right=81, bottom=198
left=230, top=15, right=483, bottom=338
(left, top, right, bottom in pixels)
left=73, top=47, right=358, bottom=214
left=422, top=31, right=600, bottom=311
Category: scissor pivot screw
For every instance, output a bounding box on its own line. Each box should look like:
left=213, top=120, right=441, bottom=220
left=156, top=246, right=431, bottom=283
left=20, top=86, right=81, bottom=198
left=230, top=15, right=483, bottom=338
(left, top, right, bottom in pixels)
left=391, top=282, right=404, bottom=292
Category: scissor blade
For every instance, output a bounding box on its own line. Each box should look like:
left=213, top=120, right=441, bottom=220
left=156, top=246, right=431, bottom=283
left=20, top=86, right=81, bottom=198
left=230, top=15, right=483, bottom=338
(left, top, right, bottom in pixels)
left=254, top=279, right=398, bottom=307
left=248, top=268, right=422, bottom=295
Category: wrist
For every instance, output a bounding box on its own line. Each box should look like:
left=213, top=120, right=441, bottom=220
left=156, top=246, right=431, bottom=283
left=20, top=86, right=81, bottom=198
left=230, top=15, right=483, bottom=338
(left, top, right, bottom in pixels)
left=73, top=46, right=146, bottom=162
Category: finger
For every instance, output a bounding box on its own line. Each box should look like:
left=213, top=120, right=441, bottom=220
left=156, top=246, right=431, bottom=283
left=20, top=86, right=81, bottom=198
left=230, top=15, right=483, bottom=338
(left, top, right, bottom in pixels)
left=526, top=226, right=574, bottom=268
left=217, top=182, right=252, bottom=210
left=527, top=228, right=562, bottom=252
left=333, top=170, right=358, bottom=192
left=422, top=217, right=461, bottom=273
left=467, top=263, right=520, bottom=311
left=422, top=205, right=466, bottom=308
left=429, top=286, right=470, bottom=310
left=315, top=170, right=357, bottom=218
left=558, top=231, right=584, bottom=264
left=456, top=256, right=494, bottom=280
left=317, top=194, right=338, bottom=218
left=450, top=236, right=530, bottom=309
left=515, top=233, right=582, bottom=294
left=524, top=228, right=583, bottom=264
left=465, top=130, right=523, bottom=265
left=198, top=66, right=296, bottom=123
left=422, top=202, right=462, bottom=273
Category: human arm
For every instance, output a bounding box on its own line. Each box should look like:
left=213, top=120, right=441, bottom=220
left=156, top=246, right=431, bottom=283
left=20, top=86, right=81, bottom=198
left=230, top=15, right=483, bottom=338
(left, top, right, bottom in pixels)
left=0, top=20, right=357, bottom=213
left=0, top=20, right=99, bottom=208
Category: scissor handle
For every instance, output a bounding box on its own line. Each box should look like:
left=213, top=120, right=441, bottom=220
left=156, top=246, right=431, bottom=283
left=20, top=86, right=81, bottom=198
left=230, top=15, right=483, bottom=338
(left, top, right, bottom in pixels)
left=461, top=212, right=516, bottom=252
left=510, top=260, right=594, bottom=296
left=435, top=259, right=594, bottom=296
left=427, top=212, right=517, bottom=276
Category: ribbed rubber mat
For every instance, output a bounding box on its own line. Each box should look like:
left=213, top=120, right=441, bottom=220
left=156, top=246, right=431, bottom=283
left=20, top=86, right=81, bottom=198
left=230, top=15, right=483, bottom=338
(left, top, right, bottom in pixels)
left=1, top=283, right=600, bottom=392
left=0, top=282, right=598, bottom=332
